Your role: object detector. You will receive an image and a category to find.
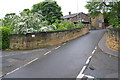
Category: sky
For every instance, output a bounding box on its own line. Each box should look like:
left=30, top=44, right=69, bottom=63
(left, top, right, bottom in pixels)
left=0, top=0, right=89, bottom=18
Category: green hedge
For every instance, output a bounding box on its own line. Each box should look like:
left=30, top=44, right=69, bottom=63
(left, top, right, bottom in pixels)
left=53, top=20, right=83, bottom=31
left=0, top=27, right=10, bottom=49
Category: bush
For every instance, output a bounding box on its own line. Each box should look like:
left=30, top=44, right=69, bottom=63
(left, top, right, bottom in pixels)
left=53, top=20, right=83, bottom=31
left=66, top=21, right=75, bottom=29
left=75, top=22, right=83, bottom=28
left=0, top=27, right=10, bottom=49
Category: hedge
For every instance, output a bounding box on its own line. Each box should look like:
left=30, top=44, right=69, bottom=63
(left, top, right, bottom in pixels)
left=0, top=27, right=10, bottom=49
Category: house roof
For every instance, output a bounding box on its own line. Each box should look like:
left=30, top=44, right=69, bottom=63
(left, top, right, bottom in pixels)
left=61, top=13, right=77, bottom=19
left=61, top=12, right=90, bottom=19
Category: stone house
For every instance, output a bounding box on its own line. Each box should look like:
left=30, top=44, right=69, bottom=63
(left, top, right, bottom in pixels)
left=61, top=12, right=91, bottom=27
left=91, top=13, right=105, bottom=29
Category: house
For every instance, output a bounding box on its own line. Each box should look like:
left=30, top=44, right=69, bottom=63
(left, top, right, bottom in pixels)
left=91, top=13, right=105, bottom=29
left=61, top=12, right=91, bottom=27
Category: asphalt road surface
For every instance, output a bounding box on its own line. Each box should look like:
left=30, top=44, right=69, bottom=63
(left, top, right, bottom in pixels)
left=3, top=30, right=106, bottom=78
left=2, top=46, right=57, bottom=75
left=83, top=47, right=118, bottom=78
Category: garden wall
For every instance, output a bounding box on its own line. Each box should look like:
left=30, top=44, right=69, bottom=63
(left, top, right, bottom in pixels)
left=106, top=28, right=120, bottom=51
left=10, top=27, right=89, bottom=50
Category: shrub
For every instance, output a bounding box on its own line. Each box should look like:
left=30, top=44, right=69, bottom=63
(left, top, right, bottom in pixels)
left=65, top=21, right=75, bottom=29
left=0, top=27, right=10, bottom=49
left=75, top=22, right=83, bottom=28
left=53, top=20, right=83, bottom=31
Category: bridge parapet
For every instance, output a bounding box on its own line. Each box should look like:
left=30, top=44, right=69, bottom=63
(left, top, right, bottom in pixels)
left=10, top=27, right=89, bottom=50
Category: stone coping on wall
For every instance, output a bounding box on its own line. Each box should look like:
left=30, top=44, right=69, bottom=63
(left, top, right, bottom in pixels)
left=9, top=27, right=89, bottom=50
left=10, top=27, right=84, bottom=36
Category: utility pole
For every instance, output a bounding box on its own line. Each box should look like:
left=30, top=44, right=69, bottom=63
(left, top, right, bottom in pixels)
left=77, top=0, right=78, bottom=22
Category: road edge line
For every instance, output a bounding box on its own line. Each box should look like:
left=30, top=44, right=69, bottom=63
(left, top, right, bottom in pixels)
left=76, top=46, right=97, bottom=79
left=2, top=58, right=39, bottom=78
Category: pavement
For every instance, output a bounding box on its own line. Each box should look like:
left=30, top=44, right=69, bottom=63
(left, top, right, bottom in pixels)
left=98, top=33, right=119, bottom=58
left=83, top=46, right=118, bottom=78
left=80, top=30, right=119, bottom=79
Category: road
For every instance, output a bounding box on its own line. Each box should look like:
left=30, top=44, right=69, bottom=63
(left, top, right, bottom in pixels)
left=3, top=30, right=106, bottom=78
left=83, top=47, right=118, bottom=78
left=2, top=46, right=57, bottom=76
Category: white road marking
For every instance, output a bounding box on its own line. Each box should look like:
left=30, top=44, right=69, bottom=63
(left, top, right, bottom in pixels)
left=92, top=50, right=95, bottom=55
left=22, top=58, right=38, bottom=67
left=54, top=46, right=61, bottom=50
left=3, top=45, right=64, bottom=77
left=80, top=66, right=87, bottom=74
left=88, top=56, right=92, bottom=59
left=0, top=55, right=9, bottom=57
left=84, top=74, right=95, bottom=78
left=77, top=47, right=97, bottom=79
left=62, top=43, right=66, bottom=45
left=85, top=58, right=90, bottom=64
left=5, top=58, right=38, bottom=76
left=95, top=46, right=97, bottom=50
left=0, top=75, right=2, bottom=78
left=77, top=66, right=87, bottom=78
left=6, top=68, right=20, bottom=75
left=76, top=74, right=85, bottom=80
left=44, top=51, right=51, bottom=55
left=3, top=45, right=62, bottom=77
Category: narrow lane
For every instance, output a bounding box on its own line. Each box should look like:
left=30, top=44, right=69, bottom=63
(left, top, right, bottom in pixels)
left=83, top=47, right=118, bottom=78
left=4, top=30, right=106, bottom=78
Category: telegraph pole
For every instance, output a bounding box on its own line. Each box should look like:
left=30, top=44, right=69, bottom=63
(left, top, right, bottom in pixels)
left=77, top=0, right=79, bottom=22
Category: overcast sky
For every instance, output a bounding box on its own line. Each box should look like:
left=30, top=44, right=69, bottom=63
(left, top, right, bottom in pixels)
left=0, top=0, right=89, bottom=18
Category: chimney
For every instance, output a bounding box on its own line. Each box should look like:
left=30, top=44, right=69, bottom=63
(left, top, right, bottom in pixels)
left=69, top=12, right=71, bottom=15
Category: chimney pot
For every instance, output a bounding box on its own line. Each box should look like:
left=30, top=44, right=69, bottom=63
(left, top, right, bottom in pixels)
left=69, top=12, right=71, bottom=15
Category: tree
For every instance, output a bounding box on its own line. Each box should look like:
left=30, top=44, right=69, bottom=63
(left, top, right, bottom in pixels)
left=20, top=9, right=32, bottom=15
left=13, top=11, right=49, bottom=34
left=3, top=13, right=17, bottom=27
left=85, top=0, right=120, bottom=28
left=32, top=0, right=63, bottom=24
left=2, top=13, right=18, bottom=33
left=108, top=2, right=120, bottom=28
left=85, top=2, right=103, bottom=18
left=0, top=19, right=3, bottom=27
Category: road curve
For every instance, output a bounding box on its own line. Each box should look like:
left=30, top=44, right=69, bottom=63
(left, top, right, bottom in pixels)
left=4, top=30, right=106, bottom=78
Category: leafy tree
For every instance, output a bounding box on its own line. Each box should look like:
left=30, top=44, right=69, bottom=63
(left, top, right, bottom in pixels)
left=13, top=12, right=49, bottom=34
left=32, top=0, right=63, bottom=24
left=85, top=0, right=120, bottom=28
left=85, top=2, right=103, bottom=18
left=0, top=19, right=3, bottom=27
left=3, top=13, right=17, bottom=26
left=20, top=9, right=32, bottom=15
left=2, top=13, right=18, bottom=33
left=108, top=2, right=120, bottom=28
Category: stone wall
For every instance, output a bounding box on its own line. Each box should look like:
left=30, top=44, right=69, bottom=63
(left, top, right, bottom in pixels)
left=106, top=28, right=120, bottom=51
left=91, top=13, right=105, bottom=29
left=10, top=27, right=89, bottom=50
